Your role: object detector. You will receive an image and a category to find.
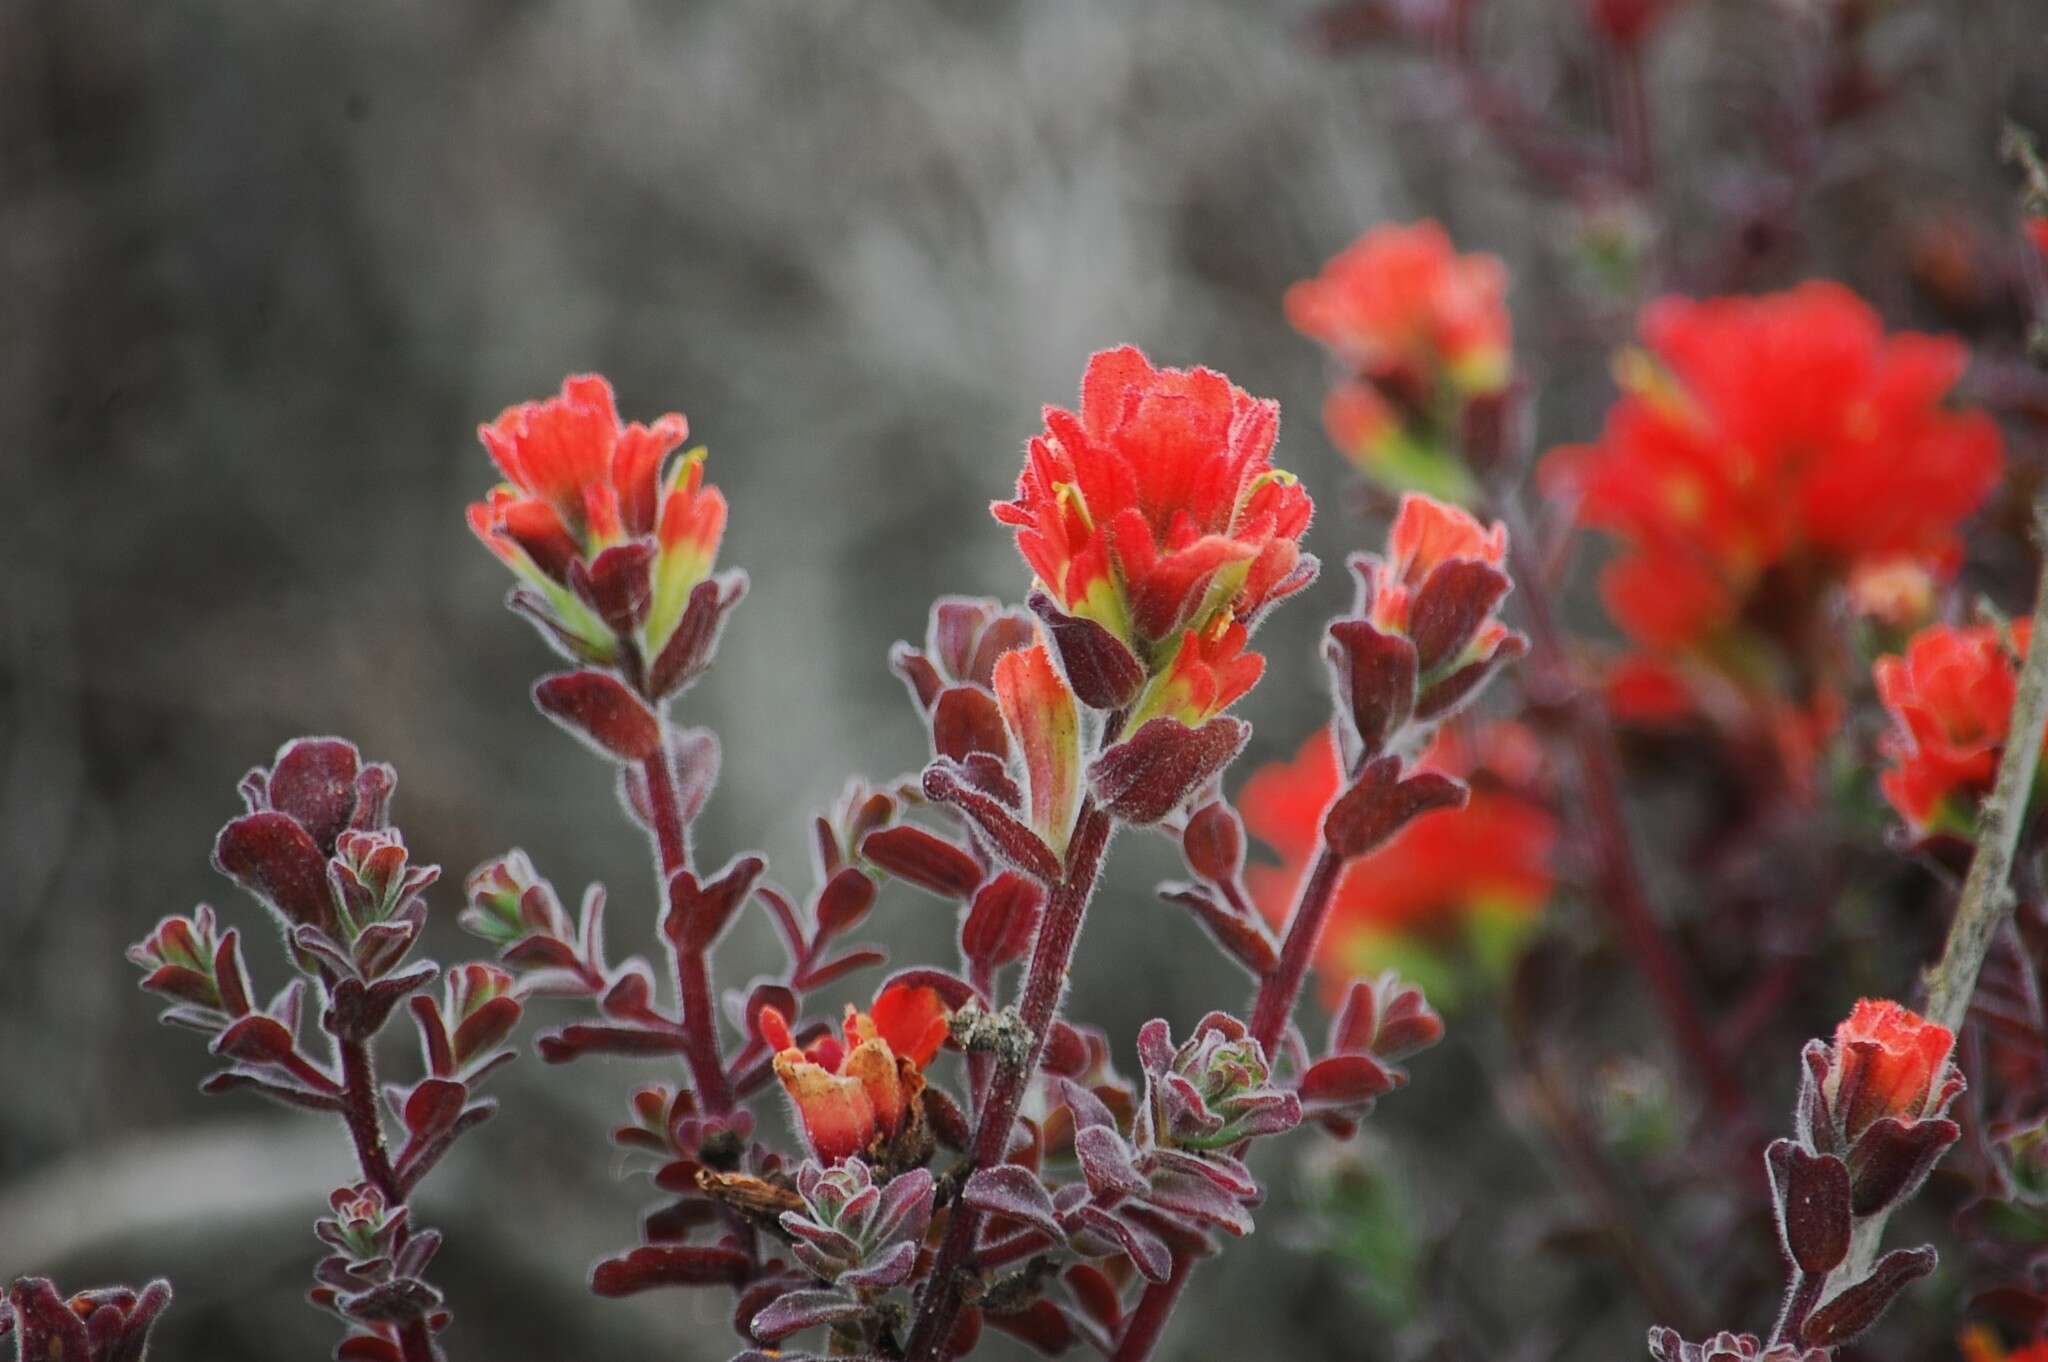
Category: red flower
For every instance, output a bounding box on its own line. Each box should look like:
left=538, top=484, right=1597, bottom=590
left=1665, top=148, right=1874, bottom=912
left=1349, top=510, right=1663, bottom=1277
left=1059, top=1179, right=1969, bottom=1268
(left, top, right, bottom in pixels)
left=1239, top=724, right=1554, bottom=998
left=994, top=346, right=1315, bottom=675
left=1286, top=222, right=1511, bottom=397
left=1545, top=283, right=2002, bottom=654
left=468, top=374, right=728, bottom=661
left=1875, top=621, right=2036, bottom=836
left=760, top=984, right=950, bottom=1163
left=1824, top=999, right=1957, bottom=1144
left=1288, top=223, right=1512, bottom=496
left=2027, top=215, right=2048, bottom=263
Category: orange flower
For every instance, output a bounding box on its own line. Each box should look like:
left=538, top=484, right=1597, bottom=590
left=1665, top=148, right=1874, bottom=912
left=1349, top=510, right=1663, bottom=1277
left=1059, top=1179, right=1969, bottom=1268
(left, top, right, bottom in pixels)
left=1545, top=283, right=2002, bottom=655
left=468, top=374, right=728, bottom=661
left=1286, top=222, right=1511, bottom=397
left=760, top=984, right=950, bottom=1163
left=1875, top=622, right=2038, bottom=837
left=1239, top=724, right=1554, bottom=998
left=994, top=346, right=1315, bottom=667
left=1825, top=999, right=1956, bottom=1144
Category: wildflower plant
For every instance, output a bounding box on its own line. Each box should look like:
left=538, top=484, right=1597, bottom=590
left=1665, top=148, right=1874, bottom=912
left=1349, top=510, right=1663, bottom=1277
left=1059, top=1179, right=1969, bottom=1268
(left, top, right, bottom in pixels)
left=21, top=96, right=2048, bottom=1362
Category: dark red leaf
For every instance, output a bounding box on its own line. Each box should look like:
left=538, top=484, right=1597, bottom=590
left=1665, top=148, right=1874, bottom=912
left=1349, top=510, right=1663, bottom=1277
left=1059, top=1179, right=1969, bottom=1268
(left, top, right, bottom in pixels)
left=1159, top=884, right=1277, bottom=975
left=264, top=738, right=363, bottom=853
left=987, top=1298, right=1076, bottom=1355
left=1089, top=717, right=1249, bottom=825
left=923, top=761, right=1061, bottom=882
left=1768, top=1141, right=1852, bottom=1275
left=961, top=872, right=1045, bottom=968
left=214, top=812, right=337, bottom=934
left=533, top=671, right=661, bottom=762
left=647, top=570, right=748, bottom=699
left=590, top=1244, right=751, bottom=1296
left=1800, top=1246, right=1938, bottom=1348
left=1323, top=758, right=1466, bottom=860
left=1324, top=620, right=1418, bottom=757
left=933, top=686, right=1010, bottom=763
left=1407, top=558, right=1510, bottom=674
left=1029, top=590, right=1145, bottom=711
left=861, top=825, right=984, bottom=899
left=1299, top=1053, right=1397, bottom=1107
left=815, top=866, right=878, bottom=938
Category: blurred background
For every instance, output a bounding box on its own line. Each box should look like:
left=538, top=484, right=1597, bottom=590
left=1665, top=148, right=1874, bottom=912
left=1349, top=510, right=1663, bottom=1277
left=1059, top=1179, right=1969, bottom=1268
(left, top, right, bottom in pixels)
left=3, top=1, right=2044, bottom=1359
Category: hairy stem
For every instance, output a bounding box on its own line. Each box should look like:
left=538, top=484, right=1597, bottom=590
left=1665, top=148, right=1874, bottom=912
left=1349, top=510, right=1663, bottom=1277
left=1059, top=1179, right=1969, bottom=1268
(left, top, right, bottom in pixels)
left=902, top=801, right=1114, bottom=1362
left=338, top=1034, right=403, bottom=1205
left=1249, top=842, right=1347, bottom=1053
left=641, top=740, right=734, bottom=1114
left=1833, top=503, right=2048, bottom=1288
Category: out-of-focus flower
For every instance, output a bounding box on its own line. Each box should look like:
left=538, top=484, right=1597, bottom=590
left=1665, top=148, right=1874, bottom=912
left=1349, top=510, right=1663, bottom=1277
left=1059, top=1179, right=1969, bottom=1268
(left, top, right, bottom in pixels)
left=761, top=984, right=950, bottom=1163
left=1849, top=559, right=1938, bottom=632
left=1287, top=222, right=1511, bottom=497
left=1583, top=0, right=1681, bottom=47
left=1546, top=283, right=2002, bottom=658
left=1874, top=622, right=2034, bottom=837
left=994, top=346, right=1315, bottom=698
left=1240, top=723, right=1554, bottom=999
left=1819, top=999, right=1960, bottom=1146
left=468, top=375, right=734, bottom=679
left=1961, top=1326, right=2048, bottom=1362
left=2027, top=216, right=2048, bottom=263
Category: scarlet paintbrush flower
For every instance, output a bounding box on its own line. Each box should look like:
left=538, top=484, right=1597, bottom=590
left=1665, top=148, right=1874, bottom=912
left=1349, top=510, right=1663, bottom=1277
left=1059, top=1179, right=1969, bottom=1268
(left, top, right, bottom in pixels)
left=760, top=984, right=950, bottom=1163
left=1287, top=222, right=1511, bottom=497
left=1874, top=622, right=2037, bottom=837
left=1823, top=999, right=1958, bottom=1145
left=1239, top=723, right=1554, bottom=999
left=1286, top=222, right=1511, bottom=398
left=993, top=642, right=1083, bottom=853
left=469, top=374, right=729, bottom=672
left=1546, top=283, right=2002, bottom=656
left=994, top=346, right=1315, bottom=694
left=2028, top=216, right=2048, bottom=263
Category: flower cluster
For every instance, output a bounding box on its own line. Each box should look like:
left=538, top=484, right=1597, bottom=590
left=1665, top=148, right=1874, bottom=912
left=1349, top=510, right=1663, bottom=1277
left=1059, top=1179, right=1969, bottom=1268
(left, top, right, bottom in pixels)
left=469, top=374, right=743, bottom=695
left=995, top=346, right=1315, bottom=726
left=1287, top=221, right=1512, bottom=498
left=1546, top=282, right=2002, bottom=719
left=1875, top=621, right=2040, bottom=840
left=1652, top=1000, right=1961, bottom=1356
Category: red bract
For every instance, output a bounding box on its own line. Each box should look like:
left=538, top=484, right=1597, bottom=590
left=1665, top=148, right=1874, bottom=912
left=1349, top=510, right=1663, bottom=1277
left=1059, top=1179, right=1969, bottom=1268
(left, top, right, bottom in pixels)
left=468, top=374, right=730, bottom=670
left=1824, top=1000, right=1958, bottom=1145
left=761, top=984, right=950, bottom=1164
left=1239, top=724, right=1553, bottom=997
left=1286, top=221, right=1511, bottom=397
left=993, top=346, right=1315, bottom=673
left=1287, top=222, right=1511, bottom=495
left=1545, top=282, right=2002, bottom=654
left=1874, top=622, right=2032, bottom=837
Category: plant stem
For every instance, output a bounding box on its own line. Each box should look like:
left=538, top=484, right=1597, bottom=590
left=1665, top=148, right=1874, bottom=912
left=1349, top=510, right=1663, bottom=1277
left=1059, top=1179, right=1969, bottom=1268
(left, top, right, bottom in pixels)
left=1832, top=503, right=2048, bottom=1287
left=1249, top=841, right=1347, bottom=1053
left=901, top=801, right=1114, bottom=1362
left=338, top=1034, right=403, bottom=1205
left=1502, top=511, right=1751, bottom=1120
left=1108, top=1252, right=1191, bottom=1362
left=640, top=740, right=735, bottom=1114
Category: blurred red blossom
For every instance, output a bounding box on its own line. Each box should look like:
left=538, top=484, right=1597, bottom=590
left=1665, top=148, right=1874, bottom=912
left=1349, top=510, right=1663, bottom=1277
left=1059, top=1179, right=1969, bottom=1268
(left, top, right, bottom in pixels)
left=1287, top=221, right=1511, bottom=496
left=1239, top=722, right=1554, bottom=998
left=1875, top=621, right=2037, bottom=837
left=1546, top=282, right=2002, bottom=657
left=761, top=984, right=950, bottom=1164
left=993, top=345, right=1315, bottom=689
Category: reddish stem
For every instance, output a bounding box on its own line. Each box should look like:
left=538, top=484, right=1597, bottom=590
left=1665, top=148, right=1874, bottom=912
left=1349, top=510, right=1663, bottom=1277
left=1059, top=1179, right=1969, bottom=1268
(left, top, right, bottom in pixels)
left=1248, top=843, right=1348, bottom=1053
left=1109, top=1251, right=1192, bottom=1362
left=338, top=1034, right=403, bottom=1205
left=640, top=742, right=735, bottom=1114
left=901, top=802, right=1115, bottom=1362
